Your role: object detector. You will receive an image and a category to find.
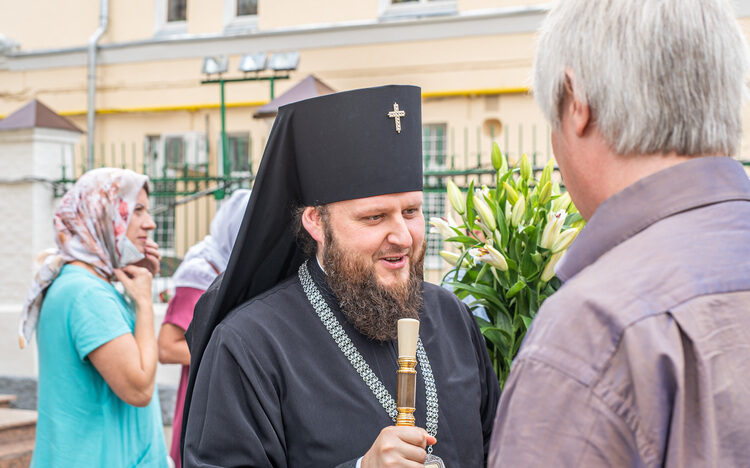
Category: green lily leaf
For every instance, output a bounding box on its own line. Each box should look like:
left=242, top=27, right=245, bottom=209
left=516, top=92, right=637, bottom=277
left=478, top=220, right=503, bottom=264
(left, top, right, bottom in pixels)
left=505, top=280, right=526, bottom=299
left=444, top=235, right=480, bottom=245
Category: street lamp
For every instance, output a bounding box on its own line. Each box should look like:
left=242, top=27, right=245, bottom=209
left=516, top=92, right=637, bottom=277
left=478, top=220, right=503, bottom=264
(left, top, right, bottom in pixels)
left=200, top=51, right=298, bottom=195
left=238, top=52, right=267, bottom=74
left=202, top=56, right=228, bottom=76
left=268, top=51, right=300, bottom=71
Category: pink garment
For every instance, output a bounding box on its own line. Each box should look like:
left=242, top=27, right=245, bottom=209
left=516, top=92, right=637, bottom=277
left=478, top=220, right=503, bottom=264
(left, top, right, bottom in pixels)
left=163, top=286, right=204, bottom=468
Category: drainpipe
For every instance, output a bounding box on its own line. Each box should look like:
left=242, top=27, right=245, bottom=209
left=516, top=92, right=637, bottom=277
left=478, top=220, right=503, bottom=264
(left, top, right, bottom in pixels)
left=87, top=0, right=109, bottom=170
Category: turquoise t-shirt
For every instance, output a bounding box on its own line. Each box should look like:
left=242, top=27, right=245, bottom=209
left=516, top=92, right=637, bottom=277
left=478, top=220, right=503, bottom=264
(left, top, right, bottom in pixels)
left=31, top=264, right=168, bottom=468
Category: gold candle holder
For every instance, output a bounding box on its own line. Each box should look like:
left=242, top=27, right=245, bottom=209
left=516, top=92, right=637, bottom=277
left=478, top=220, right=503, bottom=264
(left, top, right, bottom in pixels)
left=396, top=318, right=420, bottom=427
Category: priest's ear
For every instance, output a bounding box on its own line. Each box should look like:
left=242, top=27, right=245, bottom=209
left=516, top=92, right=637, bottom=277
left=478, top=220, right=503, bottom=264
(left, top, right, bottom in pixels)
left=301, top=206, right=326, bottom=246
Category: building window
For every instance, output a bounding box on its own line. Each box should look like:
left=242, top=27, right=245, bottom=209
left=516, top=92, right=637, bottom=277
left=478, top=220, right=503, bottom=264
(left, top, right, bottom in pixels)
left=423, top=124, right=448, bottom=270
left=219, top=132, right=254, bottom=188
left=143, top=132, right=208, bottom=256
left=379, top=0, right=456, bottom=20
left=229, top=133, right=252, bottom=174
left=155, top=0, right=187, bottom=36
left=168, top=0, right=187, bottom=22
left=224, top=0, right=259, bottom=33
left=237, top=0, right=257, bottom=16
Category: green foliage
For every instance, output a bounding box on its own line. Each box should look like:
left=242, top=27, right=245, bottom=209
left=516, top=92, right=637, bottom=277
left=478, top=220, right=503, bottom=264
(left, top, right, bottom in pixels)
left=434, top=145, right=584, bottom=388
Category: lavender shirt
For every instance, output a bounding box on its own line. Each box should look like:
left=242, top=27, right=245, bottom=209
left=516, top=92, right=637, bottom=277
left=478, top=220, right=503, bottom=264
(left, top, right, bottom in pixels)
left=489, top=157, right=750, bottom=467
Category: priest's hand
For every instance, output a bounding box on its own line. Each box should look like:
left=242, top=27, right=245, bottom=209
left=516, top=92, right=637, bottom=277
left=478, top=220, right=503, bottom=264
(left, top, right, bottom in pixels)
left=361, top=426, right=437, bottom=468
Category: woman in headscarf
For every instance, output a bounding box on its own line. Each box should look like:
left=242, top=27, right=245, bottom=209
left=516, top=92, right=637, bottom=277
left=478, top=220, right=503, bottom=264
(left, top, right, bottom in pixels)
left=157, top=188, right=250, bottom=468
left=20, top=168, right=168, bottom=468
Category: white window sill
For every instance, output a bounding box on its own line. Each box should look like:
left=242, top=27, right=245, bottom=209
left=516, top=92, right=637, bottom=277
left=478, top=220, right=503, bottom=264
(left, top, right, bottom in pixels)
left=154, top=21, right=188, bottom=38
left=379, top=1, right=457, bottom=21
left=223, top=15, right=259, bottom=34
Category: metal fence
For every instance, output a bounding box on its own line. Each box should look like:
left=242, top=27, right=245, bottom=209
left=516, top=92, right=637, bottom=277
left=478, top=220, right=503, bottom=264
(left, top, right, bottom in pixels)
left=54, top=138, right=253, bottom=300
left=52, top=125, right=750, bottom=292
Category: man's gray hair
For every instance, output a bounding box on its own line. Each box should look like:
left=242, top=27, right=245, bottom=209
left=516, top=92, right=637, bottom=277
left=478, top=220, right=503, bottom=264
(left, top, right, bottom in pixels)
left=533, top=0, right=749, bottom=156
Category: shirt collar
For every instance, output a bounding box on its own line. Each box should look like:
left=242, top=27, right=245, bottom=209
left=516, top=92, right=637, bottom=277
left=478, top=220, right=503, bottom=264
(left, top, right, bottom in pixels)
left=556, top=156, right=750, bottom=282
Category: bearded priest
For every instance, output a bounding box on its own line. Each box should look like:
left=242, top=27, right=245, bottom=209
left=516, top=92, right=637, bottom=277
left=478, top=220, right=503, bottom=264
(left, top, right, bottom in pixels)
left=181, top=85, right=500, bottom=467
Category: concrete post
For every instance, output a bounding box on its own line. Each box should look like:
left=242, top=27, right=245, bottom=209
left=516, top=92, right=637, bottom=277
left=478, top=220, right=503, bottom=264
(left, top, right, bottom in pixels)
left=0, top=126, right=79, bottom=378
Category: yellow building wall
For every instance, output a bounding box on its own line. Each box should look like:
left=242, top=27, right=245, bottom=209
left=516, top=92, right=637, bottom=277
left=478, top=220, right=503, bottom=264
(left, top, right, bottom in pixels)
left=0, top=0, right=98, bottom=50
left=259, top=0, right=377, bottom=30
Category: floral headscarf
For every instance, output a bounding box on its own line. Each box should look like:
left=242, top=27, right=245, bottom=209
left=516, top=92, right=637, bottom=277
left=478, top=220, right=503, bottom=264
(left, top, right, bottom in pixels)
left=19, top=168, right=150, bottom=348
left=172, top=189, right=250, bottom=290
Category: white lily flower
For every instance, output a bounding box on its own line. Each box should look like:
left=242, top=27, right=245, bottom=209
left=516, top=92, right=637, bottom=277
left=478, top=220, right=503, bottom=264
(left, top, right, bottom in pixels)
left=429, top=217, right=457, bottom=239
left=470, top=245, right=508, bottom=271
left=540, top=210, right=566, bottom=249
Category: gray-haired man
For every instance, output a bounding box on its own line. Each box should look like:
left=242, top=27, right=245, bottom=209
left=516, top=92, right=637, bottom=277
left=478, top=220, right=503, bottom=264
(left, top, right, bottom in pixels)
left=490, top=0, right=750, bottom=466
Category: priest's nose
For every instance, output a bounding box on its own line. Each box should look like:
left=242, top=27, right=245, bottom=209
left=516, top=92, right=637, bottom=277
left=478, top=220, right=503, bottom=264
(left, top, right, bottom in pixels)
left=386, top=215, right=413, bottom=249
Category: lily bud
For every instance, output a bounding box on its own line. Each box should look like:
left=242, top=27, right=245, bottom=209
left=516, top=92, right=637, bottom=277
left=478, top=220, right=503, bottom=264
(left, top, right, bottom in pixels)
left=503, top=182, right=519, bottom=205
left=470, top=245, right=508, bottom=271
left=552, top=191, right=571, bottom=212
left=429, top=217, right=456, bottom=239
left=550, top=228, right=579, bottom=253
left=540, top=210, right=566, bottom=249
left=537, top=181, right=552, bottom=206
left=510, top=195, right=526, bottom=227
left=551, top=182, right=561, bottom=196
left=541, top=251, right=564, bottom=282
left=440, top=250, right=469, bottom=267
left=491, top=142, right=507, bottom=173
left=519, top=152, right=532, bottom=180
left=446, top=180, right=465, bottom=215
left=473, top=192, right=497, bottom=231
left=539, top=157, right=554, bottom=189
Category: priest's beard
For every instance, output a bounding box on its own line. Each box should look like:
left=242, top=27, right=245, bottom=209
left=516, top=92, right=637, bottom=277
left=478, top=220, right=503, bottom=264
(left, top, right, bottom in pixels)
left=322, top=225, right=425, bottom=342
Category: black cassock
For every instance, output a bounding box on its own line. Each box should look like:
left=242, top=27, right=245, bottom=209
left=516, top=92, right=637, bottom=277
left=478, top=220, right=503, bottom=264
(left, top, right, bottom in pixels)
left=184, top=260, right=499, bottom=467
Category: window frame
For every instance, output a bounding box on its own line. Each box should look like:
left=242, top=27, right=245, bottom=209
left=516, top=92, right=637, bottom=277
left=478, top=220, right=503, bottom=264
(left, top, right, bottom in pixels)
left=422, top=123, right=449, bottom=271
left=223, top=0, right=259, bottom=34
left=154, top=0, right=188, bottom=37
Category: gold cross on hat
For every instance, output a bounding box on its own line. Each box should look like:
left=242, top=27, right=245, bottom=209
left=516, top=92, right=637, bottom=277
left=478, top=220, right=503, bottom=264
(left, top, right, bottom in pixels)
left=387, top=102, right=406, bottom=134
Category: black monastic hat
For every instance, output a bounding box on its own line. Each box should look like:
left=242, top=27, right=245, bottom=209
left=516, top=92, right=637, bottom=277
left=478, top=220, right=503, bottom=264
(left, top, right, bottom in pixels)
left=182, top=85, right=423, bottom=451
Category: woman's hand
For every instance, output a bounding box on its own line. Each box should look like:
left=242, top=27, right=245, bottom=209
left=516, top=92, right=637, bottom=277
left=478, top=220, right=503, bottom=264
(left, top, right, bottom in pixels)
left=133, top=239, right=161, bottom=276
left=114, top=265, right=153, bottom=307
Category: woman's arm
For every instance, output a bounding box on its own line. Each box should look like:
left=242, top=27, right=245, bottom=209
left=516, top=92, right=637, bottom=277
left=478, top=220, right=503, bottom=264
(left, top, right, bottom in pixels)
left=158, top=322, right=190, bottom=365
left=89, top=265, right=158, bottom=407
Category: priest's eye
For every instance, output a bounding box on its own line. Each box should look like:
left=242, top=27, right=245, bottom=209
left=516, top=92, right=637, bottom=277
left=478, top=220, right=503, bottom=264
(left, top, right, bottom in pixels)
left=364, top=214, right=383, bottom=222
left=403, top=208, right=420, bottom=217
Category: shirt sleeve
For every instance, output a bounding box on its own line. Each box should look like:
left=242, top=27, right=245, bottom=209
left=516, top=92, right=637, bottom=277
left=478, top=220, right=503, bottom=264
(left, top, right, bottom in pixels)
left=69, top=287, right=132, bottom=361
left=465, top=301, right=501, bottom=462
left=163, top=287, right=204, bottom=332
left=183, top=323, right=286, bottom=468
left=487, top=357, right=639, bottom=467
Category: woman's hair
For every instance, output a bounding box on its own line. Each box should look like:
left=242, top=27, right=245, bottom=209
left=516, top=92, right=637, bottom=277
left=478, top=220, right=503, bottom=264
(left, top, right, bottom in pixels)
left=533, top=0, right=749, bottom=157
